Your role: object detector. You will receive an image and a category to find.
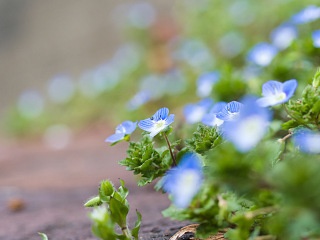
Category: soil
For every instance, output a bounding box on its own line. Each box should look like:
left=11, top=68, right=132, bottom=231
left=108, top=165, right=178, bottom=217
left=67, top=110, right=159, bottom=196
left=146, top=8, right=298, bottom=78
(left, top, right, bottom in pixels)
left=0, top=124, right=192, bottom=240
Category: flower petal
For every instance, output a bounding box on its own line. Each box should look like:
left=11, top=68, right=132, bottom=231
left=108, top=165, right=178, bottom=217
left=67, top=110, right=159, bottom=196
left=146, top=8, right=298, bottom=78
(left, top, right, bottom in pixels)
left=262, top=80, right=283, bottom=97
left=105, top=133, right=125, bottom=143
left=153, top=107, right=169, bottom=121
left=282, top=79, right=297, bottom=100
left=121, top=121, right=137, bottom=134
left=138, top=119, right=155, bottom=132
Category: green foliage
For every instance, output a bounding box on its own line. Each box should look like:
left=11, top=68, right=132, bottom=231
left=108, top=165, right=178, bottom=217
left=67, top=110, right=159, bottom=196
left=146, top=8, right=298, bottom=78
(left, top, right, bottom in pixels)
left=119, top=136, right=172, bottom=186
left=185, top=124, right=222, bottom=155
left=283, top=70, right=320, bottom=131
left=85, top=180, right=141, bottom=240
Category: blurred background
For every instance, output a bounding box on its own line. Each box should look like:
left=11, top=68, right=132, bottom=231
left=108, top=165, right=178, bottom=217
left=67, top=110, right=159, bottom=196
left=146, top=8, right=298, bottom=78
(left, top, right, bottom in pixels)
left=1, top=0, right=319, bottom=141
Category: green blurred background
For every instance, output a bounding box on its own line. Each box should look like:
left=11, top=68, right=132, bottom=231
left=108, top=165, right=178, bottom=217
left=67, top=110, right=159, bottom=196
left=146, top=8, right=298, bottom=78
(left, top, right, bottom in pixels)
left=1, top=0, right=319, bottom=142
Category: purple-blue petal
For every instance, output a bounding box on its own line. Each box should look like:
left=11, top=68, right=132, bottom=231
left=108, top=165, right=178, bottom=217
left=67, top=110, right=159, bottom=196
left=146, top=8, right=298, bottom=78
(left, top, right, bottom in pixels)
left=262, top=80, right=283, bottom=97
left=138, top=119, right=155, bottom=132
left=121, top=121, right=137, bottom=134
left=153, top=107, right=169, bottom=121
left=105, top=133, right=125, bottom=143
left=282, top=79, right=298, bottom=100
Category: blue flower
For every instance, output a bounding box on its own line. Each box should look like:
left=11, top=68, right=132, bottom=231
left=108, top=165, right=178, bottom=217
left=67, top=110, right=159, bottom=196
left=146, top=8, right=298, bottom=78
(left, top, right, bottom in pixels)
left=312, top=30, right=320, bottom=48
left=138, top=107, right=174, bottom=138
left=293, top=129, right=320, bottom=154
left=196, top=71, right=220, bottom=97
left=162, top=152, right=203, bottom=208
left=202, top=101, right=227, bottom=127
left=183, top=98, right=213, bottom=124
left=257, top=79, right=298, bottom=107
left=270, top=23, right=297, bottom=50
left=221, top=96, right=272, bottom=152
left=127, top=90, right=151, bottom=110
left=105, top=121, right=137, bottom=143
left=216, top=101, right=243, bottom=122
left=247, top=42, right=278, bottom=67
left=291, top=5, right=320, bottom=24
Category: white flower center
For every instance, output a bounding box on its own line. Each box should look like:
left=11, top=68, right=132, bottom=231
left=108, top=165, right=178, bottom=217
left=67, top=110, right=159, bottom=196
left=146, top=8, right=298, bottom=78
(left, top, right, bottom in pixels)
left=275, top=92, right=286, bottom=101
left=155, top=120, right=166, bottom=129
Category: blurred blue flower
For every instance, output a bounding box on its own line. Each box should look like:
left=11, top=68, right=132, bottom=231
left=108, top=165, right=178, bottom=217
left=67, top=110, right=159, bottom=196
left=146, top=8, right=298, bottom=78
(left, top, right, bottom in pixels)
left=216, top=101, right=243, bottom=121
left=162, top=152, right=203, bottom=208
left=270, top=23, right=298, bottom=50
left=312, top=30, right=320, bottom=48
left=257, top=79, right=297, bottom=107
left=127, top=90, right=151, bottom=111
left=105, top=121, right=137, bottom=143
left=183, top=98, right=213, bottom=124
left=291, top=5, right=320, bottom=24
left=138, top=107, right=174, bottom=138
left=293, top=129, right=320, bottom=154
left=196, top=71, right=220, bottom=98
left=247, top=43, right=278, bottom=67
left=202, top=102, right=227, bottom=127
left=221, top=96, right=272, bottom=152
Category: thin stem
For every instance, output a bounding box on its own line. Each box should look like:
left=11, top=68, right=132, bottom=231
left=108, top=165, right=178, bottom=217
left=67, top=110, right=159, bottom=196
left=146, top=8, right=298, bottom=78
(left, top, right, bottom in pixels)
left=121, top=226, right=132, bottom=239
left=163, top=133, right=177, bottom=166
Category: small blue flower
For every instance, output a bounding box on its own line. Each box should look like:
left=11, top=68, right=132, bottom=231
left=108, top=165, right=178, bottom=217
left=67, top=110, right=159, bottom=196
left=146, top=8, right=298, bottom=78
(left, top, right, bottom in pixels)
left=221, top=96, right=272, bottom=152
left=105, top=121, right=137, bottom=143
left=270, top=23, right=298, bottom=50
left=127, top=90, right=151, bottom=110
left=162, top=152, right=203, bottom=209
left=202, top=101, right=227, bottom=127
left=312, top=30, right=320, bottom=48
left=247, top=42, right=278, bottom=67
left=257, top=79, right=298, bottom=107
left=216, top=101, right=243, bottom=122
left=291, top=5, right=320, bottom=24
left=138, top=107, right=174, bottom=138
left=293, top=129, right=320, bottom=154
left=183, top=98, right=213, bottom=124
left=196, top=71, right=220, bottom=97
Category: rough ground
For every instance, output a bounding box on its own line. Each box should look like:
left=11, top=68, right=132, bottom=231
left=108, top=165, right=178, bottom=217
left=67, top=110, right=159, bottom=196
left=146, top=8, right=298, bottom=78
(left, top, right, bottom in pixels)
left=0, top=124, right=193, bottom=240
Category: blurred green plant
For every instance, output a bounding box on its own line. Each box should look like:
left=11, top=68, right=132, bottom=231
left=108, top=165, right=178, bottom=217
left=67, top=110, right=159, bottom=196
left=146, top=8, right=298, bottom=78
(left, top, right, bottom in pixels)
left=84, top=179, right=141, bottom=240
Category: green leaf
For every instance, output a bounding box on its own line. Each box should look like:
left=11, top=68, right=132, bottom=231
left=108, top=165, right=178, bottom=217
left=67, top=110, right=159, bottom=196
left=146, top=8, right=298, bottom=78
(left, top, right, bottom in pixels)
left=84, top=196, right=102, bottom=207
left=38, top=233, right=48, bottom=240
left=109, top=197, right=129, bottom=228
left=131, top=210, right=142, bottom=240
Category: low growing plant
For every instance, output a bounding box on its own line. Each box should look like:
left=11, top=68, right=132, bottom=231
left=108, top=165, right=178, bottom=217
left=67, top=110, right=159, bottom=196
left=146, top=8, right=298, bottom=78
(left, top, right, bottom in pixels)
left=85, top=68, right=320, bottom=239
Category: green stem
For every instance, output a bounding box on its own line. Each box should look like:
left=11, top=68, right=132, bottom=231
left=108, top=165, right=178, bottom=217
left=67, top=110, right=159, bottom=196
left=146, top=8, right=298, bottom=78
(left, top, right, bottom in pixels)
left=121, top=226, right=132, bottom=239
left=163, top=133, right=177, bottom=166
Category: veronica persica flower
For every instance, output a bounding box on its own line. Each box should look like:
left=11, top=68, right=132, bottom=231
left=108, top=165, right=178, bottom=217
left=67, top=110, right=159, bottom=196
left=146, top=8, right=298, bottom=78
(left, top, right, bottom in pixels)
left=221, top=96, right=272, bottom=152
left=183, top=98, right=213, bottom=124
left=291, top=5, right=320, bottom=24
left=105, top=121, right=137, bottom=144
left=138, top=107, right=174, bottom=138
left=162, top=152, right=203, bottom=209
left=196, top=71, right=220, bottom=97
left=312, top=30, right=320, bottom=48
left=270, top=23, right=297, bottom=50
left=247, top=43, right=278, bottom=67
left=202, top=101, right=227, bottom=127
left=216, top=101, right=243, bottom=122
left=293, top=129, right=320, bottom=154
left=257, top=79, right=298, bottom=107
